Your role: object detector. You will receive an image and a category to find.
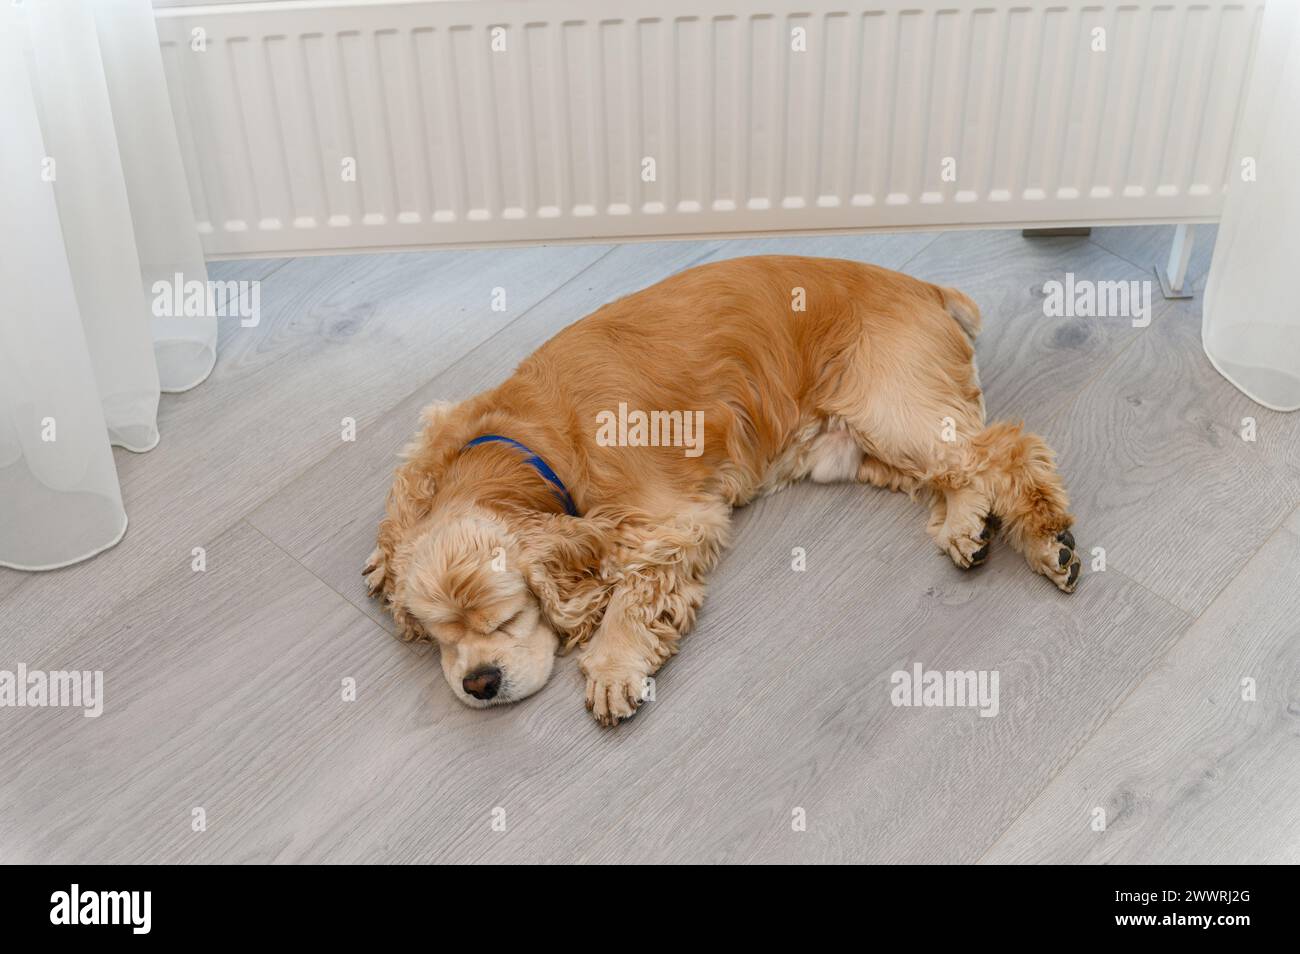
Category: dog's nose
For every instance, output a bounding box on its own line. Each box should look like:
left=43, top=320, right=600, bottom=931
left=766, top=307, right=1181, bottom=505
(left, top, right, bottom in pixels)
left=463, top=666, right=502, bottom=700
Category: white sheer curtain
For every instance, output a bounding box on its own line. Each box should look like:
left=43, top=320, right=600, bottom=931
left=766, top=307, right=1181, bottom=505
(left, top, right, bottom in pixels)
left=1202, top=0, right=1300, bottom=411
left=0, top=0, right=214, bottom=570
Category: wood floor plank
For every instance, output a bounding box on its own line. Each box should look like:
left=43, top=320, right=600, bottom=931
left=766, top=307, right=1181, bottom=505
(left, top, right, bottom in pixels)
left=1044, top=283, right=1300, bottom=615
left=900, top=228, right=1181, bottom=423
left=0, top=521, right=403, bottom=863
left=982, top=506, right=1300, bottom=865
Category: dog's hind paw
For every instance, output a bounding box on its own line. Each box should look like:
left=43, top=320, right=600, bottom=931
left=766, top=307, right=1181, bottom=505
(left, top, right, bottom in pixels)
left=1026, top=528, right=1081, bottom=593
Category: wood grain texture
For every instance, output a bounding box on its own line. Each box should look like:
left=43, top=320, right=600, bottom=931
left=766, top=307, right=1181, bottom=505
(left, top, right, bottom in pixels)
left=983, top=506, right=1300, bottom=865
left=1046, top=283, right=1300, bottom=616
left=901, top=228, right=1180, bottom=423
left=0, top=521, right=400, bottom=863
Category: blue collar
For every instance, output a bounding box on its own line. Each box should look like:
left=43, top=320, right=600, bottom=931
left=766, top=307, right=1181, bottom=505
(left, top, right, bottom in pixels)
left=461, top=435, right=580, bottom=517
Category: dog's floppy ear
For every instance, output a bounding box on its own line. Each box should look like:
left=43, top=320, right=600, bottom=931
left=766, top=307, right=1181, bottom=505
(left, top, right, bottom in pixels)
left=390, top=400, right=460, bottom=517
left=368, top=401, right=459, bottom=630
left=509, top=510, right=615, bottom=650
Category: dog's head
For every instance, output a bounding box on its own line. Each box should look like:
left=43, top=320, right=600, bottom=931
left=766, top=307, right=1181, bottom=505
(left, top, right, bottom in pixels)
left=395, top=510, right=610, bottom=707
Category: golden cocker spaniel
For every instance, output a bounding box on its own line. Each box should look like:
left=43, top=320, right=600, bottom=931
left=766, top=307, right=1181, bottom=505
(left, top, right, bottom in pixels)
left=364, top=256, right=1077, bottom=725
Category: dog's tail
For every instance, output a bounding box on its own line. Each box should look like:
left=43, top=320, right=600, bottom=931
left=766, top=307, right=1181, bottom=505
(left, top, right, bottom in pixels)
left=939, top=286, right=981, bottom=341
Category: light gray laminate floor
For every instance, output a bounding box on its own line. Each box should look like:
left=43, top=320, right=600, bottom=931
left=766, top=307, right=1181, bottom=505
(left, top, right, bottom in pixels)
left=2, top=226, right=1297, bottom=864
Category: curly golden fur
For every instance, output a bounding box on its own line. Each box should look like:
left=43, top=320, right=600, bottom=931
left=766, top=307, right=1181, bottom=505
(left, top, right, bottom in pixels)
left=364, top=256, right=1077, bottom=725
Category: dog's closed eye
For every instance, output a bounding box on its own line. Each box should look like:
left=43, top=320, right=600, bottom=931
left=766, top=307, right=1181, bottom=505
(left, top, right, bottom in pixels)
left=497, top=610, right=523, bottom=632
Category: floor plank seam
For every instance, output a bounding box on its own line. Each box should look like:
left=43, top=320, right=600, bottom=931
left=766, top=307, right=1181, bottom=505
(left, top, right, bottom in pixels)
left=1085, top=236, right=1150, bottom=276
left=895, top=231, right=944, bottom=271
left=1165, top=501, right=1300, bottom=618
left=1085, top=234, right=1206, bottom=290
left=974, top=622, right=1200, bottom=862
left=221, top=256, right=293, bottom=284
left=238, top=517, right=395, bottom=644
left=974, top=518, right=1292, bottom=863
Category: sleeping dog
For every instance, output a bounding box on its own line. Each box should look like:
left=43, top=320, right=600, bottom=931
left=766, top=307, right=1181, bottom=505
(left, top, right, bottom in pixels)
left=364, top=256, right=1078, bottom=725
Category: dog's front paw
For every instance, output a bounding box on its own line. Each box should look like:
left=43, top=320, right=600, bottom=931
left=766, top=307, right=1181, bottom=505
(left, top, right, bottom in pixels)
left=362, top=547, right=389, bottom=599
left=580, top=655, right=650, bottom=727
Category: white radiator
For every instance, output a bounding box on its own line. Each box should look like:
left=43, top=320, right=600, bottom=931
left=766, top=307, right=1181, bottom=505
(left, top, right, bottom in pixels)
left=154, top=0, right=1264, bottom=258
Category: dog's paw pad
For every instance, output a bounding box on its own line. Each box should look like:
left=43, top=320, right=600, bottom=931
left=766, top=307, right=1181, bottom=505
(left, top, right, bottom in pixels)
left=1030, top=529, right=1081, bottom=593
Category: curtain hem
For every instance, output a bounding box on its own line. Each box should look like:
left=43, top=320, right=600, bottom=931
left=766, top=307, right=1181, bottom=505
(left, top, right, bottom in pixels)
left=158, top=343, right=217, bottom=395
left=0, top=513, right=128, bottom=572
left=1201, top=344, right=1300, bottom=413
left=110, top=433, right=161, bottom=454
